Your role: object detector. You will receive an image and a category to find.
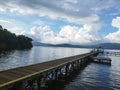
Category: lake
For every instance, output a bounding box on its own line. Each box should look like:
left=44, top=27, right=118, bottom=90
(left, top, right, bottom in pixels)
left=0, top=46, right=120, bottom=90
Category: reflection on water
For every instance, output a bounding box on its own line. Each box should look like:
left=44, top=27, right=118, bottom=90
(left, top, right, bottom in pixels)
left=0, top=46, right=120, bottom=90
left=64, top=52, right=120, bottom=90
left=0, top=46, right=90, bottom=70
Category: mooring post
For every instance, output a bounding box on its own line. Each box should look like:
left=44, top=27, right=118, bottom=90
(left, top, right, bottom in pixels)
left=65, top=64, right=69, bottom=77
left=80, top=58, right=84, bottom=66
left=71, top=62, right=74, bottom=72
left=26, top=79, right=35, bottom=90
left=73, top=62, right=75, bottom=71
left=55, top=69, right=58, bottom=81
left=75, top=61, right=78, bottom=70
left=77, top=60, right=79, bottom=67
left=36, top=76, right=43, bottom=90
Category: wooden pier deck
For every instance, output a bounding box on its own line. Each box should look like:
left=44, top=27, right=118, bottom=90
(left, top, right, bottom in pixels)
left=0, top=52, right=97, bottom=89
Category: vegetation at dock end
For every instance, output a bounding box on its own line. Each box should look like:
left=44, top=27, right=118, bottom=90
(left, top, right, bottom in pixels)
left=0, top=25, right=33, bottom=52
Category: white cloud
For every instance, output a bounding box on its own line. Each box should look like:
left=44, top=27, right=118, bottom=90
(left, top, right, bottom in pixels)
left=60, top=24, right=100, bottom=44
left=2, top=0, right=118, bottom=24
left=28, top=24, right=100, bottom=45
left=1, top=0, right=120, bottom=25
left=26, top=25, right=55, bottom=42
left=1, top=0, right=120, bottom=44
left=112, top=17, right=120, bottom=28
left=105, top=16, right=120, bottom=42
left=0, top=19, right=25, bottom=35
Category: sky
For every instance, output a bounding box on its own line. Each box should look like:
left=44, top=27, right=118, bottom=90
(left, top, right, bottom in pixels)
left=0, top=0, right=120, bottom=45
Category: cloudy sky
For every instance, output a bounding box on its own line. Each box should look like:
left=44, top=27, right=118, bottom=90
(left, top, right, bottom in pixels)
left=0, top=0, right=120, bottom=45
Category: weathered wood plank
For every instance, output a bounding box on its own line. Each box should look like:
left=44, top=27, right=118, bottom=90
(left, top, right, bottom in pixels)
left=0, top=52, right=97, bottom=89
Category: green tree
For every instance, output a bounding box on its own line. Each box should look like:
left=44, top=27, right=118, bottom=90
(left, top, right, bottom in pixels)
left=0, top=25, right=33, bottom=52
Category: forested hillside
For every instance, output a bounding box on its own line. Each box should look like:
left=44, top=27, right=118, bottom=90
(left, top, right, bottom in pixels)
left=0, top=25, right=33, bottom=52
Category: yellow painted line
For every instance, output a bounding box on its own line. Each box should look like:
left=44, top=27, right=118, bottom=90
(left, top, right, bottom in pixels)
left=0, top=58, right=78, bottom=88
left=0, top=52, right=96, bottom=88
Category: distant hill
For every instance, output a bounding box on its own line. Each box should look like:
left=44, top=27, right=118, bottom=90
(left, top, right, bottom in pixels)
left=93, top=43, right=120, bottom=49
left=32, top=42, right=84, bottom=48
left=32, top=42, right=120, bottom=50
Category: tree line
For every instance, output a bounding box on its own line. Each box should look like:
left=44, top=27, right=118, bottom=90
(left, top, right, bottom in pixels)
left=0, top=25, right=33, bottom=52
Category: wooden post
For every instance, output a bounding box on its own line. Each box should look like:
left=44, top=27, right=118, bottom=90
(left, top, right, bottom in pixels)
left=13, top=81, right=24, bottom=90
left=65, top=64, right=69, bottom=77
left=37, top=76, right=42, bottom=90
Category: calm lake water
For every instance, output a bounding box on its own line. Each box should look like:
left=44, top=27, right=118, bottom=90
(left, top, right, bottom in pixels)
left=0, top=46, right=120, bottom=90
left=0, top=46, right=91, bottom=70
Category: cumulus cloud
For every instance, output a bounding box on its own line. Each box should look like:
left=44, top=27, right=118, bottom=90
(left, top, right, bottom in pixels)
left=58, top=24, right=101, bottom=44
left=1, top=0, right=120, bottom=44
left=105, top=16, right=120, bottom=42
left=112, top=16, right=120, bottom=28
left=1, top=0, right=119, bottom=24
left=28, top=24, right=100, bottom=45
left=26, top=25, right=55, bottom=42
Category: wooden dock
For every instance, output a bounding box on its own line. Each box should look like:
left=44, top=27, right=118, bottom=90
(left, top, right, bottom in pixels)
left=93, top=57, right=112, bottom=64
left=0, top=52, right=98, bottom=90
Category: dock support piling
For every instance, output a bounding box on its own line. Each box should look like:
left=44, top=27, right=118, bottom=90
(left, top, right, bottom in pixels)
left=0, top=52, right=99, bottom=90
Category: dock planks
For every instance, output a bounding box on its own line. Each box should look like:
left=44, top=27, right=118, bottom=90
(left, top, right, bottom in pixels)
left=0, top=52, right=96, bottom=89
